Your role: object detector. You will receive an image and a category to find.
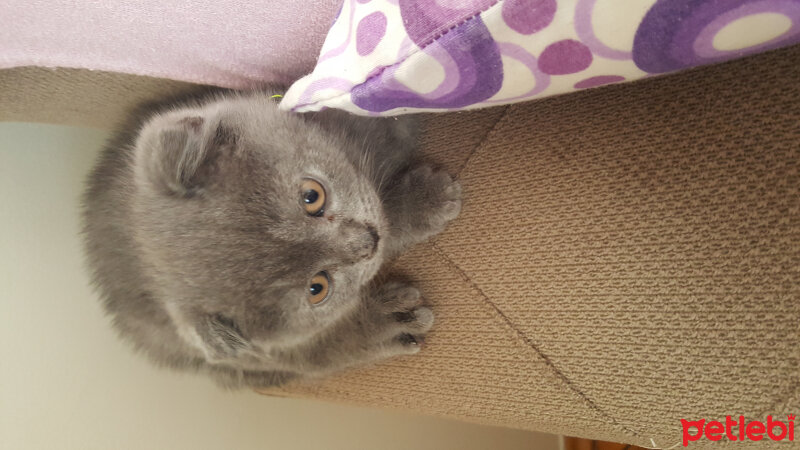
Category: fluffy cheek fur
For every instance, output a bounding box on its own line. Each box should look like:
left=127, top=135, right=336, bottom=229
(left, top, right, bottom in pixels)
left=126, top=93, right=390, bottom=366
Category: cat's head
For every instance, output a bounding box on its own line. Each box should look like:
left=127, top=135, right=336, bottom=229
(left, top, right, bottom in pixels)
left=130, top=93, right=386, bottom=367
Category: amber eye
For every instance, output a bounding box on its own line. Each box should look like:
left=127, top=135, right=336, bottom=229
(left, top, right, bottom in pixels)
left=308, top=272, right=331, bottom=305
left=301, top=179, right=326, bottom=216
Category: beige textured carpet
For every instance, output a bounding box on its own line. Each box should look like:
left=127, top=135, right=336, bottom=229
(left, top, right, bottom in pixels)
left=0, top=67, right=199, bottom=129
left=267, top=46, right=800, bottom=448
left=2, top=45, right=798, bottom=448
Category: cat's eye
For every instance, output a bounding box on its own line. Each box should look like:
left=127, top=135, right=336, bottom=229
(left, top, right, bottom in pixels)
left=308, top=271, right=331, bottom=305
left=301, top=179, right=326, bottom=216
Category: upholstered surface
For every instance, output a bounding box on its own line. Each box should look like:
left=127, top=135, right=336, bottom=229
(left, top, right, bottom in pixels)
left=269, top=45, right=800, bottom=448
left=0, top=67, right=200, bottom=129
left=3, top=45, right=798, bottom=448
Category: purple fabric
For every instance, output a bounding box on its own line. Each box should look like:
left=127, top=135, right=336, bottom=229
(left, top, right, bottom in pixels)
left=350, top=16, right=503, bottom=111
left=356, top=12, right=389, bottom=56
left=502, top=0, right=557, bottom=35
left=0, top=0, right=341, bottom=88
left=634, top=0, right=800, bottom=73
left=398, top=0, right=497, bottom=47
left=538, top=40, right=594, bottom=75
left=574, top=75, right=626, bottom=89
left=284, top=0, right=800, bottom=115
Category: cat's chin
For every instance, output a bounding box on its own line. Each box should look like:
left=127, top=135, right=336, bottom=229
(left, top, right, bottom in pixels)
left=354, top=247, right=386, bottom=284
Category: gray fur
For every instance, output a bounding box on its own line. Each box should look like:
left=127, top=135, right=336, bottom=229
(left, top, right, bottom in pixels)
left=82, top=90, right=461, bottom=389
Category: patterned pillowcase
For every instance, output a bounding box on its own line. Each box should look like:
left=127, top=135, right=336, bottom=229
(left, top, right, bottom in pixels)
left=280, top=0, right=800, bottom=116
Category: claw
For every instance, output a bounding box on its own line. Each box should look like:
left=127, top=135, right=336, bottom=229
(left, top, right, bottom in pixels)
left=398, top=333, right=418, bottom=346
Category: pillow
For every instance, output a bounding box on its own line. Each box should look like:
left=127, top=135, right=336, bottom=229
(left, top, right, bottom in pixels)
left=280, top=0, right=800, bottom=115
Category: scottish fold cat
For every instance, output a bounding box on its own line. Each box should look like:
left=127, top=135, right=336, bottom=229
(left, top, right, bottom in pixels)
left=82, top=90, right=461, bottom=388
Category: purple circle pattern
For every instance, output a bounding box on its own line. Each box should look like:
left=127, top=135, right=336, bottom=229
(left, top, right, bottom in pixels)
left=484, top=43, right=550, bottom=103
left=502, top=0, right=557, bottom=35
left=574, top=75, right=626, bottom=89
left=693, top=0, right=800, bottom=58
left=291, top=0, right=800, bottom=113
left=538, top=39, right=593, bottom=75
left=351, top=16, right=503, bottom=112
left=399, top=0, right=496, bottom=46
left=574, top=0, right=633, bottom=60
left=356, top=12, right=387, bottom=56
left=633, top=0, right=800, bottom=73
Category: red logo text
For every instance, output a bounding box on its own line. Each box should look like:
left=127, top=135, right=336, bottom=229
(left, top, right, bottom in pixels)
left=681, top=415, right=795, bottom=446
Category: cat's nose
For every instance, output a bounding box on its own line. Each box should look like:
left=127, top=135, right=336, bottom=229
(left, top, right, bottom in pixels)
left=345, top=222, right=380, bottom=261
left=366, top=224, right=379, bottom=248
left=359, top=224, right=380, bottom=260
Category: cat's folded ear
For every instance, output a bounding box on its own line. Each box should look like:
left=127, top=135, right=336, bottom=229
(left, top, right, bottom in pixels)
left=134, top=110, right=238, bottom=197
left=193, top=313, right=252, bottom=364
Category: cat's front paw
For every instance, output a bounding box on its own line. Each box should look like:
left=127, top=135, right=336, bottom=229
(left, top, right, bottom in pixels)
left=411, top=165, right=462, bottom=223
left=369, top=283, right=434, bottom=356
left=394, top=165, right=462, bottom=237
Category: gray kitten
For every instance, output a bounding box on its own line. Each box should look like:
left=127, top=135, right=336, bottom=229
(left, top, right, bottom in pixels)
left=82, top=90, right=461, bottom=388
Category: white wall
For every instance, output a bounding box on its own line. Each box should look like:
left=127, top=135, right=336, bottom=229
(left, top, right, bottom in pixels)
left=0, top=122, right=560, bottom=450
